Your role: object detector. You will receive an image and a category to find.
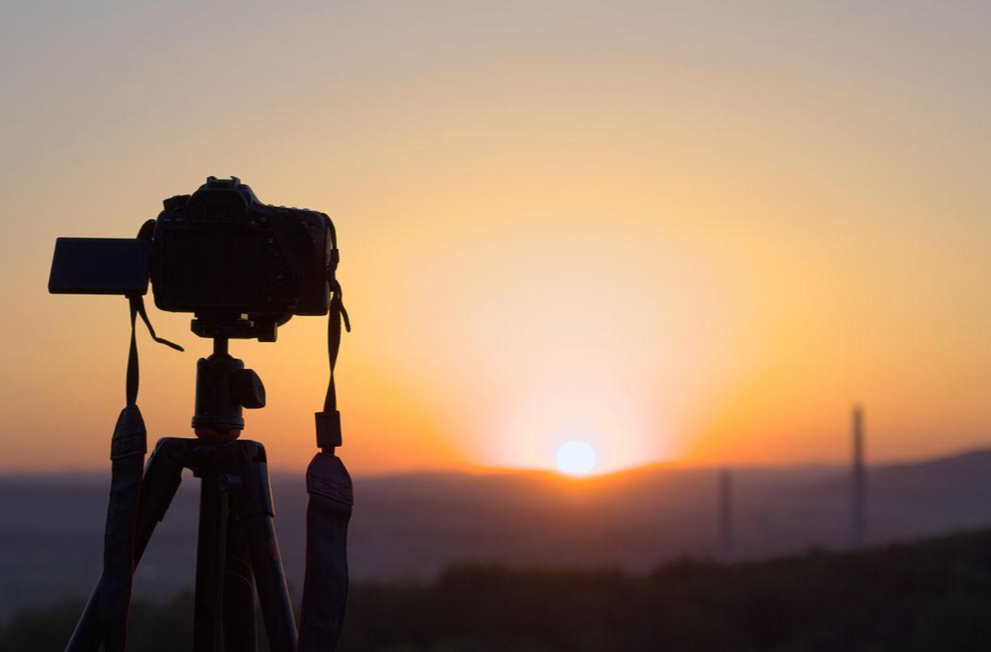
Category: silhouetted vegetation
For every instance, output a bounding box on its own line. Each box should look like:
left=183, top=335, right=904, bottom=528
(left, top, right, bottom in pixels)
left=6, top=529, right=991, bottom=651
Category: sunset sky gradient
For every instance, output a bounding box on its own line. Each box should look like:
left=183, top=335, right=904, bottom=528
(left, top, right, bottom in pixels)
left=1, top=0, right=990, bottom=474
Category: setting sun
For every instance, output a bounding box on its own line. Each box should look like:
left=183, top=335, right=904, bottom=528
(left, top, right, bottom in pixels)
left=556, top=441, right=597, bottom=477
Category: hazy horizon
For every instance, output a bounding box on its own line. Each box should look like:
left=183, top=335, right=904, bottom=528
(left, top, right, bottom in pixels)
left=1, top=439, right=988, bottom=480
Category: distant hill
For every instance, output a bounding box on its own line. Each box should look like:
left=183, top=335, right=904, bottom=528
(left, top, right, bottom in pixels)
left=4, top=448, right=991, bottom=619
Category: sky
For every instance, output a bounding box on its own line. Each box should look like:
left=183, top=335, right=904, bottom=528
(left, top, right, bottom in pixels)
left=1, top=0, right=990, bottom=475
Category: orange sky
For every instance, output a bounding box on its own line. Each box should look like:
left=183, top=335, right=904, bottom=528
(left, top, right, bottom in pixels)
left=2, top=1, right=991, bottom=474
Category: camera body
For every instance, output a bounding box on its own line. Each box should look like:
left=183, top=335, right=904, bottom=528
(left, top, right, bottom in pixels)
left=50, top=176, right=336, bottom=339
left=153, top=177, right=332, bottom=318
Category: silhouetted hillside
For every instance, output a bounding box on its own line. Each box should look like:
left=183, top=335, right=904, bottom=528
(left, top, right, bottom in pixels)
left=5, top=448, right=991, bottom=618
left=6, top=529, right=991, bottom=651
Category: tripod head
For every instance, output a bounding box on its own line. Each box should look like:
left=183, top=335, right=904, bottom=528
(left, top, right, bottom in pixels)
left=189, top=311, right=282, bottom=439
left=193, top=336, right=267, bottom=440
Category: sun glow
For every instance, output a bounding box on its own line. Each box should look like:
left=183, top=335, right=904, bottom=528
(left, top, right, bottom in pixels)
left=555, top=441, right=597, bottom=476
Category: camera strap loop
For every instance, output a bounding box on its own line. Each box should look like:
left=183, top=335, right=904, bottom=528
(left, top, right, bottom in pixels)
left=324, top=279, right=351, bottom=414
left=124, top=298, right=141, bottom=408
left=88, top=298, right=151, bottom=652
left=323, top=223, right=349, bottom=412
left=315, top=229, right=351, bottom=450
left=135, top=298, right=184, bottom=351
left=83, top=296, right=184, bottom=652
left=124, top=295, right=184, bottom=406
left=299, top=229, right=353, bottom=652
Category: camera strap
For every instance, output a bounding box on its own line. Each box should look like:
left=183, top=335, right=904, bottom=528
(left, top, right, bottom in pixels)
left=300, top=228, right=354, bottom=651
left=91, top=292, right=183, bottom=652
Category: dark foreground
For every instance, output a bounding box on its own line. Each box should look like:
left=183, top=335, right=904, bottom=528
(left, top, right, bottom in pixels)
left=5, top=529, right=991, bottom=652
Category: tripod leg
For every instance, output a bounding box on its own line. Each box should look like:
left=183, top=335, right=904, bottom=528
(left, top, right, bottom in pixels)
left=193, top=473, right=229, bottom=652
left=65, top=437, right=186, bottom=652
left=224, top=516, right=257, bottom=652
left=235, top=441, right=298, bottom=652
left=245, top=514, right=297, bottom=652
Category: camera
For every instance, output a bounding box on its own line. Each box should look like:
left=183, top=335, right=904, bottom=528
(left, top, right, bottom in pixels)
left=49, top=176, right=337, bottom=341
left=50, top=178, right=354, bottom=649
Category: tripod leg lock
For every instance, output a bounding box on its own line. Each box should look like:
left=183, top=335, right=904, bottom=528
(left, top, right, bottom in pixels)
left=314, top=410, right=343, bottom=450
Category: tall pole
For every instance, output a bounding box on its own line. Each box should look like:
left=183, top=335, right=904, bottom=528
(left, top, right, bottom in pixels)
left=718, top=468, right=733, bottom=558
left=852, top=405, right=866, bottom=549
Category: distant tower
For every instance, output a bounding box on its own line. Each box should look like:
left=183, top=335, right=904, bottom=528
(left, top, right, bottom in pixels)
left=852, top=405, right=866, bottom=548
left=718, top=468, right=734, bottom=558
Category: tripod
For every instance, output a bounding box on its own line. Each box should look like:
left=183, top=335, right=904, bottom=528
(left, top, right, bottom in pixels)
left=65, top=333, right=351, bottom=652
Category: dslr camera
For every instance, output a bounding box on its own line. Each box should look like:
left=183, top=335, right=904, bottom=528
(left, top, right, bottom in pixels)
left=50, top=176, right=338, bottom=341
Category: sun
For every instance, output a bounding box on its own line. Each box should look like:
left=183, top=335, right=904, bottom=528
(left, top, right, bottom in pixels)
left=555, top=441, right=597, bottom=476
